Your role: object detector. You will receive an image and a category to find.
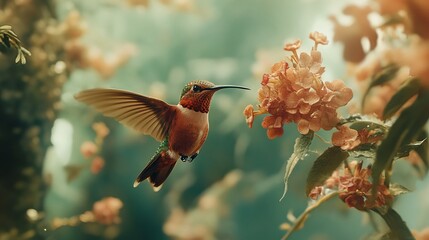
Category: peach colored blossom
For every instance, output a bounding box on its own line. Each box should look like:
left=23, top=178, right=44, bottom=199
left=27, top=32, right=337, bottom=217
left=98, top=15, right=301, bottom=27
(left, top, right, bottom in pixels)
left=330, top=5, right=377, bottom=63
left=396, top=39, right=429, bottom=88
left=252, top=50, right=283, bottom=79
left=63, top=10, right=87, bottom=39
left=412, top=227, right=429, bottom=240
left=353, top=53, right=382, bottom=82
left=297, top=120, right=311, bottom=135
left=91, top=156, right=105, bottom=174
left=325, top=170, right=339, bottom=189
left=92, top=197, right=123, bottom=225
left=309, top=186, right=324, bottom=200
left=86, top=44, right=137, bottom=79
left=245, top=34, right=353, bottom=138
left=309, top=31, right=329, bottom=47
left=408, top=150, right=423, bottom=166
left=127, top=0, right=149, bottom=7
left=261, top=116, right=284, bottom=139
left=308, top=161, right=393, bottom=210
left=375, top=0, right=407, bottom=15
left=283, top=39, right=302, bottom=52
left=80, top=141, right=98, bottom=158
left=407, top=0, right=429, bottom=39
left=267, top=127, right=284, bottom=139
left=332, top=125, right=361, bottom=150
left=324, top=80, right=353, bottom=108
left=243, top=105, right=255, bottom=128
left=92, top=122, right=110, bottom=138
left=362, top=67, right=413, bottom=118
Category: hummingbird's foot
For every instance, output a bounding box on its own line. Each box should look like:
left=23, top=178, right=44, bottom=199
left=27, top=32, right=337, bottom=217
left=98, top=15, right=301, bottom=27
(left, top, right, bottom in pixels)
left=186, top=153, right=199, bottom=163
left=190, top=153, right=199, bottom=161
left=180, top=155, right=188, bottom=162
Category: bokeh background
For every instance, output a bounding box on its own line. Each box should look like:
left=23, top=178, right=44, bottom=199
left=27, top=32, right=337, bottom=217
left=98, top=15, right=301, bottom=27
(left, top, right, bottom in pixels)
left=1, top=0, right=429, bottom=239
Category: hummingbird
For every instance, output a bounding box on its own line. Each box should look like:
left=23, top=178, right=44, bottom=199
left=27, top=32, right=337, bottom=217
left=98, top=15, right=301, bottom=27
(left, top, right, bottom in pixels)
left=75, top=80, right=249, bottom=191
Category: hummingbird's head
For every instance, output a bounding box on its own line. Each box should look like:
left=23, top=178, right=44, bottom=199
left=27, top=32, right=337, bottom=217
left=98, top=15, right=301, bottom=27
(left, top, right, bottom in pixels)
left=179, top=80, right=250, bottom=113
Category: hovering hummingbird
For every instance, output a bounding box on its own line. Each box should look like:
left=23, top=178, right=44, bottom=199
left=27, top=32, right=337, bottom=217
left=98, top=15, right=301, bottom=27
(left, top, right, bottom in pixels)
left=75, top=80, right=249, bottom=191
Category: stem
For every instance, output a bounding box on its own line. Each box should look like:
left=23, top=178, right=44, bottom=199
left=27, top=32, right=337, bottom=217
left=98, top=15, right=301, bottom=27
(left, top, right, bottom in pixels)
left=281, top=191, right=339, bottom=240
left=372, top=208, right=415, bottom=240
left=314, top=133, right=331, bottom=145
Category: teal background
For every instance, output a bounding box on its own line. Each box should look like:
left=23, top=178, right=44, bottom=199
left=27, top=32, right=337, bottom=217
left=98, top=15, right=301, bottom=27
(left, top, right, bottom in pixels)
left=40, top=0, right=429, bottom=239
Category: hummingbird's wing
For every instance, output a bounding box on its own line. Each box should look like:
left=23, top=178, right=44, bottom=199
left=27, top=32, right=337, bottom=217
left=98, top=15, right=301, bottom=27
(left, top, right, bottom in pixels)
left=75, top=88, right=176, bottom=142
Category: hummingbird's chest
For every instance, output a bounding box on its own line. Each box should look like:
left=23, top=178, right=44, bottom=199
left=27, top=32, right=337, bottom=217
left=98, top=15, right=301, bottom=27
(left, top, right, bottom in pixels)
left=169, top=105, right=209, bottom=156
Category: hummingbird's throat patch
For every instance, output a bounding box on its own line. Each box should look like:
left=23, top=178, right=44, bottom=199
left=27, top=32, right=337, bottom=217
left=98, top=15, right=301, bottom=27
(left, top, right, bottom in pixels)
left=179, top=98, right=210, bottom=113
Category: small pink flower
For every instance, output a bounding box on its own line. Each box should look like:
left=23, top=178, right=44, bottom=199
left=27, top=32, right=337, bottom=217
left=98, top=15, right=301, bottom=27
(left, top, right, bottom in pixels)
left=80, top=141, right=98, bottom=158
left=91, top=156, right=105, bottom=174
left=92, top=197, right=123, bottom=225
left=309, top=186, right=324, bottom=200
left=325, top=170, right=339, bottom=188
left=92, top=122, right=110, bottom=138
left=297, top=119, right=311, bottom=135
left=375, top=0, right=406, bottom=15
left=324, top=80, right=353, bottom=108
left=261, top=73, right=270, bottom=85
left=332, top=125, right=361, bottom=150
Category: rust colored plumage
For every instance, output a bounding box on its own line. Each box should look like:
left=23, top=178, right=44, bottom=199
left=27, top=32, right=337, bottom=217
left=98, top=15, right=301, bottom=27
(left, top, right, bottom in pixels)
left=75, top=80, right=249, bottom=191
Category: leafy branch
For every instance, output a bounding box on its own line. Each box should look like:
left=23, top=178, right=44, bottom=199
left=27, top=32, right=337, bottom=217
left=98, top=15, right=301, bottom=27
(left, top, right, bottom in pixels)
left=0, top=25, right=31, bottom=64
left=281, top=191, right=339, bottom=240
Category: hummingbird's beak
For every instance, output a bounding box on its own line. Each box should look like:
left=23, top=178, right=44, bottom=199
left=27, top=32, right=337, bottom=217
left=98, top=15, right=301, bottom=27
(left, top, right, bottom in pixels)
left=206, top=85, right=250, bottom=91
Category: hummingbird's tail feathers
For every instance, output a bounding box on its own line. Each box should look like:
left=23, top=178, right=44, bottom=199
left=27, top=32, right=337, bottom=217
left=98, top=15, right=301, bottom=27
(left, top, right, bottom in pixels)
left=134, top=152, right=160, bottom=187
left=133, top=150, right=177, bottom=192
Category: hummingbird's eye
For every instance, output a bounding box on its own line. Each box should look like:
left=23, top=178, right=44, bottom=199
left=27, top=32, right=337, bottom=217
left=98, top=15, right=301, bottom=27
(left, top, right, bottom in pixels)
left=192, top=85, right=202, bottom=92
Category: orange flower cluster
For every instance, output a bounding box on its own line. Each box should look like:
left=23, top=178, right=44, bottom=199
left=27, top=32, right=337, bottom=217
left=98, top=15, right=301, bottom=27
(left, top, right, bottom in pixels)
left=244, top=32, right=353, bottom=139
left=338, top=161, right=392, bottom=210
left=309, top=161, right=393, bottom=210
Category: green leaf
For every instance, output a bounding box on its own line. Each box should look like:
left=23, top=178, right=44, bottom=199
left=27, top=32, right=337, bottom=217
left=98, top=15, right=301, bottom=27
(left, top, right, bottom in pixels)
left=369, top=64, right=400, bottom=88
left=306, top=146, right=349, bottom=195
left=383, top=77, right=420, bottom=120
left=349, top=120, right=387, bottom=143
left=362, top=64, right=400, bottom=108
left=337, top=114, right=362, bottom=125
left=0, top=25, right=31, bottom=64
left=349, top=149, right=375, bottom=160
left=0, top=25, right=12, bottom=31
left=372, top=208, right=414, bottom=240
left=395, top=139, right=426, bottom=159
left=280, top=131, right=314, bottom=201
left=349, top=120, right=387, bottom=132
left=415, top=131, right=429, bottom=170
left=373, top=90, right=429, bottom=196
